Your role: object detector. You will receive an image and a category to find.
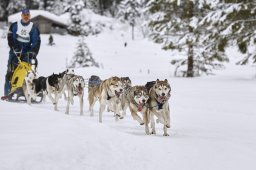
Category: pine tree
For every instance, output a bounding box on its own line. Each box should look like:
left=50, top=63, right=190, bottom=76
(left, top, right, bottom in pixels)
left=84, top=0, right=100, bottom=13
left=69, top=36, right=99, bottom=68
left=7, top=0, right=26, bottom=16
left=51, top=0, right=65, bottom=15
left=147, top=0, right=229, bottom=77
left=118, top=0, right=141, bottom=40
left=25, top=0, right=40, bottom=9
left=67, top=0, right=85, bottom=36
left=200, top=0, right=256, bottom=65
left=0, top=0, right=10, bottom=21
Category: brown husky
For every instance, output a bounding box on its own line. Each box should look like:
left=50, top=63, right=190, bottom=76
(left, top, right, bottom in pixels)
left=125, top=85, right=150, bottom=135
left=88, top=76, right=124, bottom=123
left=147, top=79, right=171, bottom=136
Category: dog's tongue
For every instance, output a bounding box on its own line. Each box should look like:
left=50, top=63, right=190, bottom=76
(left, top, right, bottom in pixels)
left=138, top=103, right=143, bottom=112
left=158, top=96, right=165, bottom=103
left=78, top=86, right=83, bottom=94
left=115, top=91, right=121, bottom=97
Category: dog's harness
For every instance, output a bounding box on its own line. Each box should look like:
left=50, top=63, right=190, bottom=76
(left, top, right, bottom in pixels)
left=146, top=91, right=171, bottom=110
left=107, top=92, right=112, bottom=100
left=106, top=86, right=117, bottom=100
left=156, top=100, right=164, bottom=110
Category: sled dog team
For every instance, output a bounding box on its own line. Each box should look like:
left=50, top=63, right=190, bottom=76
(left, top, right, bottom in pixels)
left=23, top=69, right=171, bottom=136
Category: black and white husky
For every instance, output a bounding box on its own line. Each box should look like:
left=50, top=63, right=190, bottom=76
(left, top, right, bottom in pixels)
left=33, top=73, right=61, bottom=110
left=23, top=70, right=37, bottom=105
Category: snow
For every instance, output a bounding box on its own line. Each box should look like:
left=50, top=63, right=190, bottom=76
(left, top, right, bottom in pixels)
left=8, top=10, right=68, bottom=26
left=1, top=21, right=256, bottom=170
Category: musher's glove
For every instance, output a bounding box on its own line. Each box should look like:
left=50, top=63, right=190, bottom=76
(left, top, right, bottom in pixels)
left=28, top=52, right=37, bottom=59
left=13, top=47, right=21, bottom=53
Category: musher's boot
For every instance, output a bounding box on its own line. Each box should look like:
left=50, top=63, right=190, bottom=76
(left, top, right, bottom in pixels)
left=1, top=95, right=8, bottom=101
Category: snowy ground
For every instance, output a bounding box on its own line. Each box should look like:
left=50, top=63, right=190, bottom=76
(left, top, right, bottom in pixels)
left=0, top=26, right=256, bottom=170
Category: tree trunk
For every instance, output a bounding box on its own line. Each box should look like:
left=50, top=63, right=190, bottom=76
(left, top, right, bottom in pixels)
left=187, top=43, right=194, bottom=77
left=99, top=0, right=104, bottom=15
left=132, top=25, right=134, bottom=40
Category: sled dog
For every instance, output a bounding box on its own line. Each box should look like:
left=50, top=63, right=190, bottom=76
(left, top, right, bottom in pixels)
left=33, top=73, right=61, bottom=108
left=88, top=76, right=123, bottom=122
left=23, top=70, right=37, bottom=105
left=126, top=85, right=150, bottom=134
left=65, top=75, right=85, bottom=115
left=147, top=79, right=171, bottom=136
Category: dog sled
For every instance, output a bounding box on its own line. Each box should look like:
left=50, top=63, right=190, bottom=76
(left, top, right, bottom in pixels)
left=6, top=50, right=43, bottom=103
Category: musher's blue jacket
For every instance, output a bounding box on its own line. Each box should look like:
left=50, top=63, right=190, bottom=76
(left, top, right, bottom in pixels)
left=7, top=20, right=41, bottom=56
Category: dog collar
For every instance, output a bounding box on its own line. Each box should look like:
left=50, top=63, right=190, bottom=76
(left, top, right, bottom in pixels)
left=107, top=92, right=111, bottom=100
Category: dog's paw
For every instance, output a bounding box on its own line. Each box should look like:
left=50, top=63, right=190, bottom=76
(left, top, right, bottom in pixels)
left=116, top=114, right=123, bottom=119
left=151, top=130, right=156, bottom=135
left=163, top=133, right=169, bottom=136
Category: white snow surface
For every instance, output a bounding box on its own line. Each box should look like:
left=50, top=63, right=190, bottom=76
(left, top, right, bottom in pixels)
left=8, top=10, right=68, bottom=26
left=0, top=24, right=256, bottom=170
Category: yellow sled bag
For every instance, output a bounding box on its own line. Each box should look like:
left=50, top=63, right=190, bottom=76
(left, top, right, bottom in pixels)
left=10, top=61, right=32, bottom=93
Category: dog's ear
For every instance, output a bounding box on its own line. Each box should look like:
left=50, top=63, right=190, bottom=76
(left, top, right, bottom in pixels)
left=156, top=79, right=159, bottom=83
left=164, top=79, right=168, bottom=83
left=134, top=88, right=138, bottom=96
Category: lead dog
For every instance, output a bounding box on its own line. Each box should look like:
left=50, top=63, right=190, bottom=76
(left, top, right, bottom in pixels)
left=120, top=77, right=132, bottom=116
left=147, top=79, right=171, bottom=136
left=88, top=76, right=123, bottom=123
left=65, top=75, right=85, bottom=115
left=125, top=85, right=150, bottom=134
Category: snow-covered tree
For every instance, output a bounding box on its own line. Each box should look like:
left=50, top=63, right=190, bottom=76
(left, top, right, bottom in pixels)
left=118, top=0, right=142, bottom=40
left=67, top=0, right=85, bottom=36
left=25, top=0, right=40, bottom=9
left=51, top=0, right=65, bottom=15
left=200, top=0, right=256, bottom=65
left=69, top=36, right=99, bottom=68
left=7, top=0, right=26, bottom=16
left=40, top=0, right=64, bottom=14
left=0, top=1, right=7, bottom=21
left=147, top=0, right=229, bottom=77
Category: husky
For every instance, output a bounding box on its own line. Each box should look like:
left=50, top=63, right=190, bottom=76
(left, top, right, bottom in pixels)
left=57, top=69, right=75, bottom=101
left=23, top=70, right=37, bottom=105
left=126, top=85, right=150, bottom=134
left=121, top=77, right=132, bottom=89
left=108, top=77, right=132, bottom=115
left=65, top=75, right=85, bottom=115
left=119, top=77, right=132, bottom=115
left=33, top=73, right=61, bottom=109
left=88, top=76, right=124, bottom=123
left=146, top=79, right=171, bottom=136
